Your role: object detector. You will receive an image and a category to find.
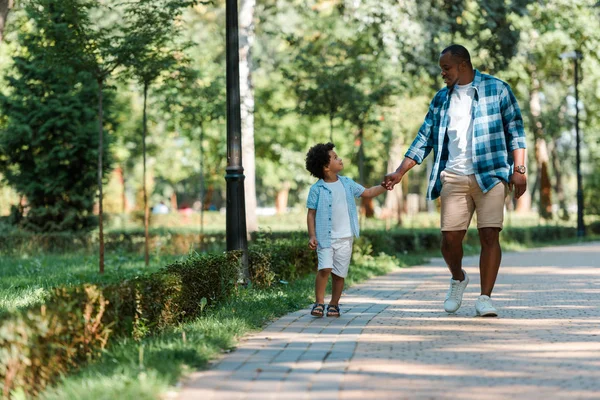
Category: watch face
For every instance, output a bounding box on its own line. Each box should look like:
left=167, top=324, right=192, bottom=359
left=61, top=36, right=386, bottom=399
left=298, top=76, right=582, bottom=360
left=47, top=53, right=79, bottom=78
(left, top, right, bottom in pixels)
left=516, top=166, right=526, bottom=174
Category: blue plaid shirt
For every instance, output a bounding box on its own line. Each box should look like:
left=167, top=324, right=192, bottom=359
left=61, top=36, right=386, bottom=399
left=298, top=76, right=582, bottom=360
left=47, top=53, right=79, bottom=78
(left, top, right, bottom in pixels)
left=306, top=176, right=365, bottom=249
left=405, top=70, right=527, bottom=200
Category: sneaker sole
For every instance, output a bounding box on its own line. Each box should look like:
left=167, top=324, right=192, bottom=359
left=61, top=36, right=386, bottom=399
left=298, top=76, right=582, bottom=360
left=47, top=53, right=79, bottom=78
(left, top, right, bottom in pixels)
left=476, top=310, right=498, bottom=317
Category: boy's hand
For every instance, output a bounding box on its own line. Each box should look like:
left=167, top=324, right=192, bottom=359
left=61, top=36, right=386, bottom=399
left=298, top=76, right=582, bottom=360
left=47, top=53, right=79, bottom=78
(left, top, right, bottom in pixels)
left=308, top=236, right=318, bottom=250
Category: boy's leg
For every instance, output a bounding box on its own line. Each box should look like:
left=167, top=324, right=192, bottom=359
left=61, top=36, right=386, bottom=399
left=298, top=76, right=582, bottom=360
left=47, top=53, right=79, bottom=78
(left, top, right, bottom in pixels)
left=329, top=273, right=344, bottom=305
left=329, top=237, right=352, bottom=307
left=315, top=268, right=332, bottom=304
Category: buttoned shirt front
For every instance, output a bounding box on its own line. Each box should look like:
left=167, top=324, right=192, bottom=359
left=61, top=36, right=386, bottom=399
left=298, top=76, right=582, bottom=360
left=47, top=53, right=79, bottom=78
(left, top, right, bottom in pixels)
left=306, top=176, right=365, bottom=249
left=405, top=70, right=527, bottom=200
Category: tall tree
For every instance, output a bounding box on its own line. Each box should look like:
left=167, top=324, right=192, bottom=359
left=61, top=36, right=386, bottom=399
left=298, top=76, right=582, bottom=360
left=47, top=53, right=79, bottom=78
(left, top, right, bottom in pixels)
left=0, top=0, right=112, bottom=232
left=239, top=0, right=258, bottom=233
left=121, top=0, right=192, bottom=265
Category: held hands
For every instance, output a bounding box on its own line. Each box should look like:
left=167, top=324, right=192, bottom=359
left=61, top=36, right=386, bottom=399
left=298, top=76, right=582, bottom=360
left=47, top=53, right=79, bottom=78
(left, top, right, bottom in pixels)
left=382, top=171, right=402, bottom=190
left=509, top=173, right=527, bottom=199
left=308, top=236, right=318, bottom=250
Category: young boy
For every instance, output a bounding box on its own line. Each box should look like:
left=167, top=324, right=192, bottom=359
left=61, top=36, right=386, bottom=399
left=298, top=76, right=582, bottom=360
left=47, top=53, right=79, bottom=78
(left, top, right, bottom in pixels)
left=305, top=142, right=386, bottom=317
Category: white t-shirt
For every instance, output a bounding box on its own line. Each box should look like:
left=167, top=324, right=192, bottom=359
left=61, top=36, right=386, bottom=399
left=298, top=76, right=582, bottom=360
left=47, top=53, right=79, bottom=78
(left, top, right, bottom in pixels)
left=325, top=179, right=352, bottom=239
left=445, top=83, right=475, bottom=176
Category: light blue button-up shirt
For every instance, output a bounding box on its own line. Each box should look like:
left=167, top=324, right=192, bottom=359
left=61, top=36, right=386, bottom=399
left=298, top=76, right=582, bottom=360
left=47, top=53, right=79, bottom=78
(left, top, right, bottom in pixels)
left=306, top=176, right=365, bottom=249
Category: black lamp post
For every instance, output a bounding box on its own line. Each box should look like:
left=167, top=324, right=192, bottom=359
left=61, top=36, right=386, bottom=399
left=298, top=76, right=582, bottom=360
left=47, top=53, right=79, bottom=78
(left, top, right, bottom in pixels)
left=560, top=50, right=585, bottom=237
left=225, top=0, right=249, bottom=280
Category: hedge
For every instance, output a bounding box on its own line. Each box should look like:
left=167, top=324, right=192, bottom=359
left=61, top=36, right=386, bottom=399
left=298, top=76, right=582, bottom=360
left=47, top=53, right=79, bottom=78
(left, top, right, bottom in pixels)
left=0, top=238, right=316, bottom=397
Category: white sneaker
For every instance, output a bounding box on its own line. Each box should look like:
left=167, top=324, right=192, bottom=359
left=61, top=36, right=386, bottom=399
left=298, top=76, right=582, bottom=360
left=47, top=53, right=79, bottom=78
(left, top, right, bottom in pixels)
left=475, top=295, right=498, bottom=317
left=444, top=270, right=469, bottom=313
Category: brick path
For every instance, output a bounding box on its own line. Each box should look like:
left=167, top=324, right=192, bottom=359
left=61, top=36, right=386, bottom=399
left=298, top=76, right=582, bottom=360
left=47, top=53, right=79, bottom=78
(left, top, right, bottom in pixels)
left=178, top=242, right=600, bottom=399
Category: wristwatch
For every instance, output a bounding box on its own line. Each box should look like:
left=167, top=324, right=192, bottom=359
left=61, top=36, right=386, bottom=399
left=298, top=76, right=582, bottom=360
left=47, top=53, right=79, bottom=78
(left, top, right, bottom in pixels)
left=515, top=165, right=527, bottom=174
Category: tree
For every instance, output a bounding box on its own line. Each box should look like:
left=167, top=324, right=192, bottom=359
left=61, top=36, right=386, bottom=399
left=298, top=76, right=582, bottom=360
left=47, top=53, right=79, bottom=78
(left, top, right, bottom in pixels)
left=0, top=0, right=112, bottom=232
left=239, top=0, right=258, bottom=234
left=155, top=65, right=226, bottom=236
left=120, top=0, right=193, bottom=265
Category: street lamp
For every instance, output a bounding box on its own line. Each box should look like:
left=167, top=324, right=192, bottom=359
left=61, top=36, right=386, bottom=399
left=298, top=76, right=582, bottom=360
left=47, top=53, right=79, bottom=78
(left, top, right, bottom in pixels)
left=225, top=0, right=250, bottom=280
left=559, top=50, right=585, bottom=237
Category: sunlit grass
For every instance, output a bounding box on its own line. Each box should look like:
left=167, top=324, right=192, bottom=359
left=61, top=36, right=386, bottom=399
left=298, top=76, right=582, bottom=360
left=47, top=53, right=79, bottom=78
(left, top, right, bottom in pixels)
left=0, top=252, right=182, bottom=314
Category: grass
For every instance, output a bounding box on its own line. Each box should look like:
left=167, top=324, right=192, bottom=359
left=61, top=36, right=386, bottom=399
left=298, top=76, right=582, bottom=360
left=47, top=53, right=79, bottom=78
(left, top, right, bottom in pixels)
left=37, top=251, right=425, bottom=400
left=0, top=252, right=182, bottom=315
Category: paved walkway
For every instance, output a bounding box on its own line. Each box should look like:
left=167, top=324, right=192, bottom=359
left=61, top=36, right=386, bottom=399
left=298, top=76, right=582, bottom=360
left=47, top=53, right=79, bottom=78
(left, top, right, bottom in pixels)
left=178, top=242, right=600, bottom=399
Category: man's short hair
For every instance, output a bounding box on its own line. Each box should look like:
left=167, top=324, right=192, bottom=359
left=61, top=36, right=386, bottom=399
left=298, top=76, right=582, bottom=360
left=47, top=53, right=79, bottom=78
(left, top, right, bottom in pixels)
left=441, top=44, right=472, bottom=66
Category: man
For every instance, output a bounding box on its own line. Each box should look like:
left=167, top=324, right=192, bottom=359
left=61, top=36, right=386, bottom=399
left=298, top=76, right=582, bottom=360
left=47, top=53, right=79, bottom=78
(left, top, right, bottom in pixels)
left=383, top=44, right=527, bottom=317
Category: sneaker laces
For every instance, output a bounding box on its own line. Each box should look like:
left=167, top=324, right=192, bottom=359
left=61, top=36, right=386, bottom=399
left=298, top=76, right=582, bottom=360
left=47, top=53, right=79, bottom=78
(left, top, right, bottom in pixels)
left=446, top=280, right=461, bottom=300
left=478, top=296, right=493, bottom=307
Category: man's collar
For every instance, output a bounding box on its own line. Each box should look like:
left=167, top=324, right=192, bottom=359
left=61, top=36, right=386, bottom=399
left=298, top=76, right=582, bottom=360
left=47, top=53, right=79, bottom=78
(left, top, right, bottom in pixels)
left=445, top=69, right=481, bottom=99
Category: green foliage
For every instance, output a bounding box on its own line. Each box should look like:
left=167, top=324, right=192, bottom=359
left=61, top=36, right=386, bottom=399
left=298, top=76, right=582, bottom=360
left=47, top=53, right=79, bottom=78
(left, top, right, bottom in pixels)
left=0, top=0, right=113, bottom=232
left=0, top=285, right=111, bottom=397
left=0, top=229, right=226, bottom=255
left=0, top=250, right=241, bottom=396
left=248, top=235, right=318, bottom=287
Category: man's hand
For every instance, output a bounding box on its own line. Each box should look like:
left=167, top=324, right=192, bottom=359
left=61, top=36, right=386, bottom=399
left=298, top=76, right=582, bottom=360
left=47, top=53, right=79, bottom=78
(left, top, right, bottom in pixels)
left=308, top=236, right=318, bottom=250
left=382, top=171, right=403, bottom=190
left=510, top=173, right=527, bottom=199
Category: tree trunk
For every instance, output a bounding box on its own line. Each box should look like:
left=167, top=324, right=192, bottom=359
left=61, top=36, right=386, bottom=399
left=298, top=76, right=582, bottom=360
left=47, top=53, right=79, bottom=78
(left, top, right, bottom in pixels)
left=114, top=165, right=127, bottom=214
left=239, top=0, right=258, bottom=234
left=529, top=72, right=552, bottom=219
left=97, top=78, right=105, bottom=274
left=0, top=0, right=13, bottom=44
left=551, top=138, right=568, bottom=220
left=356, top=124, right=374, bottom=218
left=143, top=83, right=149, bottom=267
left=203, top=185, right=214, bottom=211
left=514, top=186, right=532, bottom=213
left=170, top=192, right=178, bottom=211
left=199, top=125, right=205, bottom=238
left=383, top=136, right=404, bottom=226
left=275, top=181, right=290, bottom=214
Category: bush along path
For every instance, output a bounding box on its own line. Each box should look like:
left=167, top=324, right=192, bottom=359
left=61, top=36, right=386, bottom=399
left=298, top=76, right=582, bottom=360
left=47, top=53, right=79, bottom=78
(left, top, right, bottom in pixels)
left=0, top=235, right=418, bottom=399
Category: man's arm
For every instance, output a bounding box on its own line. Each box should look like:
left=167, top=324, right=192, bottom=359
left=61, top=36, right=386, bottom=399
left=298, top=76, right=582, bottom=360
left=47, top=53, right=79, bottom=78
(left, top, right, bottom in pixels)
left=382, top=157, right=418, bottom=190
left=382, top=98, right=437, bottom=190
left=361, top=184, right=387, bottom=198
left=307, top=209, right=318, bottom=250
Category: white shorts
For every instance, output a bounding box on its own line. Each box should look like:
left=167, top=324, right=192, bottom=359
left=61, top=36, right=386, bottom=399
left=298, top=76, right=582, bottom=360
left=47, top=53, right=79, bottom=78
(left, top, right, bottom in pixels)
left=317, top=237, right=353, bottom=278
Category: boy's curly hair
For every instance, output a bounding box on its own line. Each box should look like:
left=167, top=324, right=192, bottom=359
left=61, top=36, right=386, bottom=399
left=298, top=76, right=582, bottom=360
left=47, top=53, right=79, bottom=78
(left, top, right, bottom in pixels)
left=305, top=142, right=335, bottom=179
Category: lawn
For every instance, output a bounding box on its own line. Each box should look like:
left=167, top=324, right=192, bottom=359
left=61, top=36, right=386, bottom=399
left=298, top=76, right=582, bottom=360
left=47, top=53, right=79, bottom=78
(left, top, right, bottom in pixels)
left=0, top=252, right=181, bottom=315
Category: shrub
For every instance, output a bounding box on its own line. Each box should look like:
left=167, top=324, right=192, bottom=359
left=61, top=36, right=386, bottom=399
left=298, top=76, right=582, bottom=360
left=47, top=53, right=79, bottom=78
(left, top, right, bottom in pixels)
left=0, top=251, right=242, bottom=397
left=0, top=286, right=111, bottom=397
left=248, top=236, right=317, bottom=287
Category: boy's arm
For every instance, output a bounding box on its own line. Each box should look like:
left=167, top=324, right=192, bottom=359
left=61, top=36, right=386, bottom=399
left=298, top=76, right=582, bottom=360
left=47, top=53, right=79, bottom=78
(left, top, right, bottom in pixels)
left=307, top=209, right=318, bottom=250
left=361, top=184, right=387, bottom=198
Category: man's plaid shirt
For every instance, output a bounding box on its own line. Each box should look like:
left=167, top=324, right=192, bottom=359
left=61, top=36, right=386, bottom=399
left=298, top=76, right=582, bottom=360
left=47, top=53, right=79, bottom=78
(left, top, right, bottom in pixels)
left=405, top=69, right=527, bottom=200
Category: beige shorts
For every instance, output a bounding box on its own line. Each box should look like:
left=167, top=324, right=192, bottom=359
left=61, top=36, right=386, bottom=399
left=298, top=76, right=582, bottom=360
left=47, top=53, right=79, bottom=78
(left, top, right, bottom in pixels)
left=317, top=237, right=353, bottom=278
left=440, top=170, right=507, bottom=231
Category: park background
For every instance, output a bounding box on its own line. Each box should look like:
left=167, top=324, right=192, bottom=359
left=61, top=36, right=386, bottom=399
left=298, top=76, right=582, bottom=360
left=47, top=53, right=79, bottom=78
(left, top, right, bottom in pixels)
left=0, top=0, right=599, bottom=399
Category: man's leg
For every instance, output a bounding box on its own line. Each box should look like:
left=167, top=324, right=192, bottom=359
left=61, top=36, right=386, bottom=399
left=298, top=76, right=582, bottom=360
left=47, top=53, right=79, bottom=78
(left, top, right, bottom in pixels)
left=441, top=230, right=467, bottom=281
left=478, top=227, right=501, bottom=296
left=472, top=180, right=506, bottom=317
